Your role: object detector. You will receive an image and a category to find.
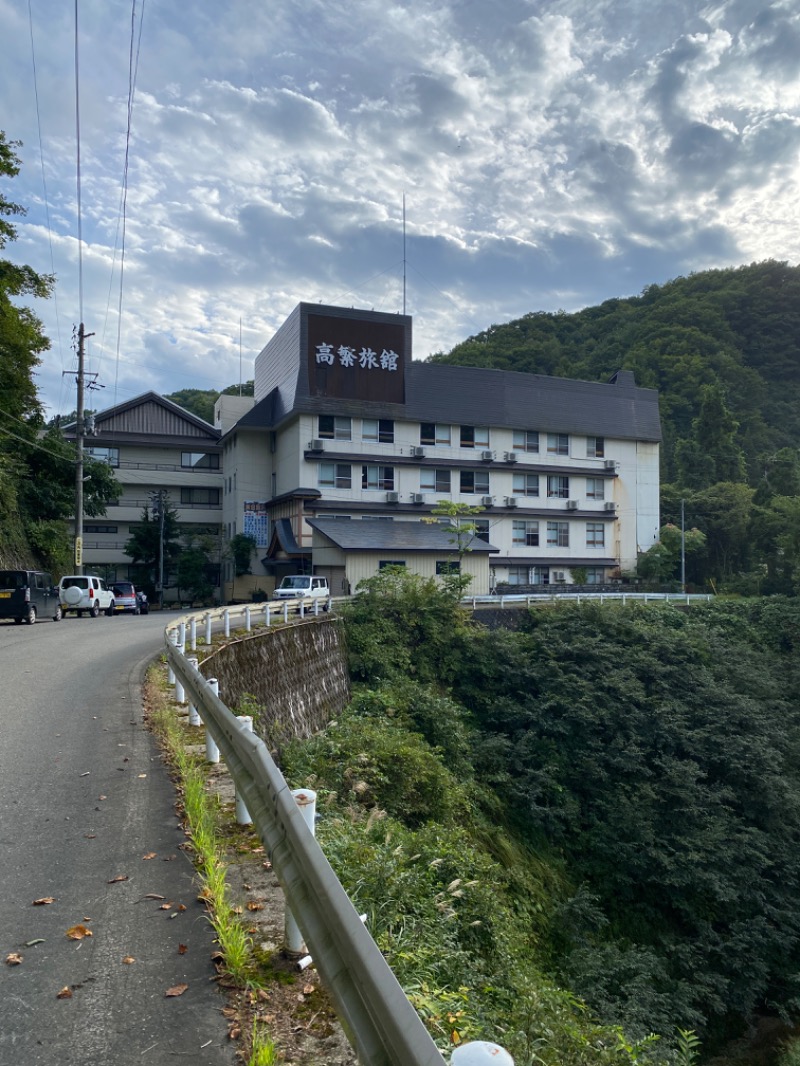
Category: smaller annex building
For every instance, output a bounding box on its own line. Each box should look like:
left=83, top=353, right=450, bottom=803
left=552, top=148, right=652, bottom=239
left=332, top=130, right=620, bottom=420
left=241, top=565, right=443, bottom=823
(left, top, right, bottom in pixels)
left=217, top=303, right=661, bottom=598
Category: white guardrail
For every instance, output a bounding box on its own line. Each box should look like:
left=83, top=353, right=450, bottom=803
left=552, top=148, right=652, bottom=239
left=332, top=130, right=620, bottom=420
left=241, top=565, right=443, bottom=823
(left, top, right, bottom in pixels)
left=164, top=599, right=449, bottom=1066
left=468, top=591, right=713, bottom=608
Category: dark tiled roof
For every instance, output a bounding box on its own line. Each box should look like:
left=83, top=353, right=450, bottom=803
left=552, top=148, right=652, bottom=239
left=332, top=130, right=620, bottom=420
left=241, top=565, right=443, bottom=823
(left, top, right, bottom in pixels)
left=308, top=518, right=498, bottom=553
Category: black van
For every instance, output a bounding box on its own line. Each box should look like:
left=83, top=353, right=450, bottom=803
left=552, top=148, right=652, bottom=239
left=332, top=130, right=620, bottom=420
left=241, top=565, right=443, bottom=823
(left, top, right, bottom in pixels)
left=0, top=570, right=61, bottom=624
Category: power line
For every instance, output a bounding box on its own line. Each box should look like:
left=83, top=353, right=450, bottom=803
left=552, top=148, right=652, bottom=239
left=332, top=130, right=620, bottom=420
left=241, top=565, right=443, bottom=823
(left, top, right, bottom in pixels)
left=73, top=0, right=84, bottom=323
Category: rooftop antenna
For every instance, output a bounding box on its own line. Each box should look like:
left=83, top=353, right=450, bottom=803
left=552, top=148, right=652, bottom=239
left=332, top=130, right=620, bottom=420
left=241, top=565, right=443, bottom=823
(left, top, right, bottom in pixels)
left=402, top=193, right=407, bottom=316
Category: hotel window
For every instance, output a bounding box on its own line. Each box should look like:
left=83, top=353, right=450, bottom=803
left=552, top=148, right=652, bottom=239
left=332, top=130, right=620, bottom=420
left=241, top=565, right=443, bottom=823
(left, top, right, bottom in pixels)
left=362, top=465, right=395, bottom=490
left=420, top=423, right=452, bottom=446
left=474, top=519, right=490, bottom=542
left=420, top=469, right=451, bottom=493
left=512, top=473, right=539, bottom=497
left=586, top=478, right=605, bottom=500
left=460, top=425, right=490, bottom=448
left=547, top=521, right=569, bottom=547
left=586, top=523, right=605, bottom=548
left=547, top=433, right=569, bottom=456
left=362, top=419, right=394, bottom=444
left=85, top=446, right=119, bottom=467
left=547, top=475, right=570, bottom=498
left=180, top=487, right=220, bottom=506
left=318, top=415, right=352, bottom=440
left=85, top=524, right=118, bottom=534
left=181, top=452, right=220, bottom=470
left=460, top=470, right=490, bottom=494
left=512, top=520, right=539, bottom=546
left=586, top=567, right=605, bottom=584
left=379, top=560, right=406, bottom=569
left=587, top=436, right=605, bottom=458
left=512, top=430, right=539, bottom=453
left=318, top=463, right=352, bottom=489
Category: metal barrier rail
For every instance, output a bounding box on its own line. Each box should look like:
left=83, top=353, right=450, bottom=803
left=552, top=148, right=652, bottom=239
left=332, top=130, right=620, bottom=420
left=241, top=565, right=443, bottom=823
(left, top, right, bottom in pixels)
left=164, top=623, right=447, bottom=1066
left=467, top=592, right=714, bottom=608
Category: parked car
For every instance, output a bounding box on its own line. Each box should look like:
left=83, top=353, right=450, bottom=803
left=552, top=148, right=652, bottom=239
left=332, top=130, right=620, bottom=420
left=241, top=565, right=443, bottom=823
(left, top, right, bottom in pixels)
left=58, top=575, right=116, bottom=618
left=0, top=569, right=61, bottom=624
left=272, top=575, right=330, bottom=609
left=136, top=590, right=149, bottom=615
left=111, top=580, right=141, bottom=614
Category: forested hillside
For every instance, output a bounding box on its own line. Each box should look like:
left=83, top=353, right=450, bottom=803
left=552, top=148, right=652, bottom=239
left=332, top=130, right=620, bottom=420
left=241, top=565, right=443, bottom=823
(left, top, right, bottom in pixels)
left=432, top=261, right=800, bottom=592
left=281, top=571, right=800, bottom=1064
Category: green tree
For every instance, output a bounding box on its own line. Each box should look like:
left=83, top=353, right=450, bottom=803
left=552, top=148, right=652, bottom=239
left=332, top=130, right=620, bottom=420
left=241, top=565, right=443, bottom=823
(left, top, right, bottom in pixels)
left=228, top=532, right=257, bottom=576
left=124, top=496, right=181, bottom=594
left=176, top=546, right=214, bottom=604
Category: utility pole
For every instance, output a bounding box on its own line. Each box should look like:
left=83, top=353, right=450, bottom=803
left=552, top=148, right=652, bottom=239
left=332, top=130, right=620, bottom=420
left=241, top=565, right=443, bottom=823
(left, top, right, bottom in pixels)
left=70, top=322, right=94, bottom=574
left=151, top=490, right=166, bottom=610
left=681, top=498, right=686, bottom=593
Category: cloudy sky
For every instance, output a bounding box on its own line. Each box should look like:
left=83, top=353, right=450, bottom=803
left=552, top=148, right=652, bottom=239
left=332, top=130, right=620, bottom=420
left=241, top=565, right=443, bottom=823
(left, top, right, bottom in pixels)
left=3, top=0, right=799, bottom=418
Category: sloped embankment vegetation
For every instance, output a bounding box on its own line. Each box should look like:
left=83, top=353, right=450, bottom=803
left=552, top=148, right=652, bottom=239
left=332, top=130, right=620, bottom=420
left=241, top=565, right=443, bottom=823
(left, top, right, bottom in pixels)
left=280, top=572, right=800, bottom=1064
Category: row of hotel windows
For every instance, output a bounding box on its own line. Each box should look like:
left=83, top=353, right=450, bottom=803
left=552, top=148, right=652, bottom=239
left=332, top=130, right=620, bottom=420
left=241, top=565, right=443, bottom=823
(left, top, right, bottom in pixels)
left=322, top=514, right=606, bottom=549
left=373, top=563, right=608, bottom=583
left=85, top=447, right=221, bottom=470
left=319, top=463, right=609, bottom=499
left=319, top=416, right=605, bottom=457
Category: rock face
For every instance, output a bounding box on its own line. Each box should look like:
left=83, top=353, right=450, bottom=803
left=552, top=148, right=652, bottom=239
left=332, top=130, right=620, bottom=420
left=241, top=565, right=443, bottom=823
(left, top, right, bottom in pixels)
left=202, top=617, right=350, bottom=751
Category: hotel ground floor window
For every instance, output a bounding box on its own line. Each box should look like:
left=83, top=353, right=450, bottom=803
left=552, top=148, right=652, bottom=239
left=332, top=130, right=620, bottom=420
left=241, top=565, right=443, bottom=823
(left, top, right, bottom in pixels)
left=586, top=567, right=605, bottom=584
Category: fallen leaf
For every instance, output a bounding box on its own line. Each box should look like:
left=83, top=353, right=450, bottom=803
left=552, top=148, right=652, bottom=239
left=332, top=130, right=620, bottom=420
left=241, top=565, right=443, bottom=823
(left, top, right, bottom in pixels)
left=246, top=901, right=264, bottom=912
left=142, top=852, right=157, bottom=860
left=107, top=875, right=128, bottom=884
left=228, top=1027, right=241, bottom=1040
left=98, top=795, right=107, bottom=801
left=33, top=897, right=56, bottom=906
left=178, top=944, right=188, bottom=955
left=56, top=986, right=73, bottom=999
left=159, top=903, right=173, bottom=910
left=66, top=924, right=93, bottom=940
left=122, top=956, right=135, bottom=964
left=256, top=989, right=269, bottom=1001
left=165, top=983, right=188, bottom=997
left=143, top=893, right=165, bottom=900
left=5, top=953, right=23, bottom=965
left=137, top=774, right=147, bottom=779
left=84, top=834, right=96, bottom=839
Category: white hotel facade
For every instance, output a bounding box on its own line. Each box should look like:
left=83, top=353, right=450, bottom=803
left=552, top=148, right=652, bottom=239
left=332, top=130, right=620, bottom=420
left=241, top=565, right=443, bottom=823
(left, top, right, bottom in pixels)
left=216, top=304, right=661, bottom=598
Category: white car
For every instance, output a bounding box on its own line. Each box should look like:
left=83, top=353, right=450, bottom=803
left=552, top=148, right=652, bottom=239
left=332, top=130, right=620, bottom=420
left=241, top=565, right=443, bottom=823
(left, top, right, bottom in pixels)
left=272, top=575, right=330, bottom=608
left=58, top=575, right=116, bottom=618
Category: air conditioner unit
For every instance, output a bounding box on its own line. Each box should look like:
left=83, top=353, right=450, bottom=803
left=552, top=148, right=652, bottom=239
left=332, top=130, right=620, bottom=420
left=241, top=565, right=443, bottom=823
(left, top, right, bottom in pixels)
left=481, top=495, right=495, bottom=507
left=505, top=451, right=518, bottom=462
left=604, top=459, right=616, bottom=470
left=411, top=493, right=425, bottom=504
left=308, top=439, right=324, bottom=451
left=505, top=496, right=518, bottom=508
left=481, top=449, right=495, bottom=461
left=604, top=501, right=616, bottom=512
left=411, top=446, right=426, bottom=457
left=386, top=491, right=400, bottom=503
left=553, top=571, right=566, bottom=583
left=566, top=500, right=579, bottom=510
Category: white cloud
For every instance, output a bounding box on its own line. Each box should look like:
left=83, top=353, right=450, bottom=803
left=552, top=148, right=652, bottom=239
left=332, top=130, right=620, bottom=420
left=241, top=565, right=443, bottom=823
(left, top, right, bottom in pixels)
left=1, top=0, right=797, bottom=415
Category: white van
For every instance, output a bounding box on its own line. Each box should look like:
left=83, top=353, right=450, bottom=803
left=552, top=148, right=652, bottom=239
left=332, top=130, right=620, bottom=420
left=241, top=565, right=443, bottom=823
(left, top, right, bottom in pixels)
left=272, top=575, right=330, bottom=608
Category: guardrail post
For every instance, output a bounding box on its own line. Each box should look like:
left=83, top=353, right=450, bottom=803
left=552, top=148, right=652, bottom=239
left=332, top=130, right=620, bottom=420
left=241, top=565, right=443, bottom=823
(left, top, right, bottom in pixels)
left=285, top=789, right=317, bottom=955
left=178, top=621, right=186, bottom=647
left=244, top=606, right=251, bottom=632
left=190, top=617, right=197, bottom=651
left=451, top=1041, right=514, bottom=1065
left=264, top=603, right=271, bottom=627
left=313, top=598, right=320, bottom=617
left=205, top=679, right=220, bottom=764
left=174, top=642, right=186, bottom=703
left=204, top=612, right=212, bottom=646
left=167, top=631, right=177, bottom=683
left=283, top=602, right=288, bottom=623
left=223, top=609, right=230, bottom=638
left=235, top=716, right=254, bottom=824
left=300, top=598, right=305, bottom=618
left=187, top=657, right=201, bottom=725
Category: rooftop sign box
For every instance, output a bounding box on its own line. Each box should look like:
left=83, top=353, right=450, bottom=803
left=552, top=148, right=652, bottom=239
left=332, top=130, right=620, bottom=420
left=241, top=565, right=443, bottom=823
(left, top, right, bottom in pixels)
left=307, top=312, right=406, bottom=404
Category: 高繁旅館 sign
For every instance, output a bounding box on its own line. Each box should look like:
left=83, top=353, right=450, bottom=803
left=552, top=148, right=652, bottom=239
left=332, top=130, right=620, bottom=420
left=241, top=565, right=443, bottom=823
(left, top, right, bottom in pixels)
left=307, top=312, right=406, bottom=403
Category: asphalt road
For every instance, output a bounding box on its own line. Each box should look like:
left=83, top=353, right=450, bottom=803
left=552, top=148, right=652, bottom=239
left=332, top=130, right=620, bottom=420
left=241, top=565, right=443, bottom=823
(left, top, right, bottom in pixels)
left=0, top=610, right=235, bottom=1066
